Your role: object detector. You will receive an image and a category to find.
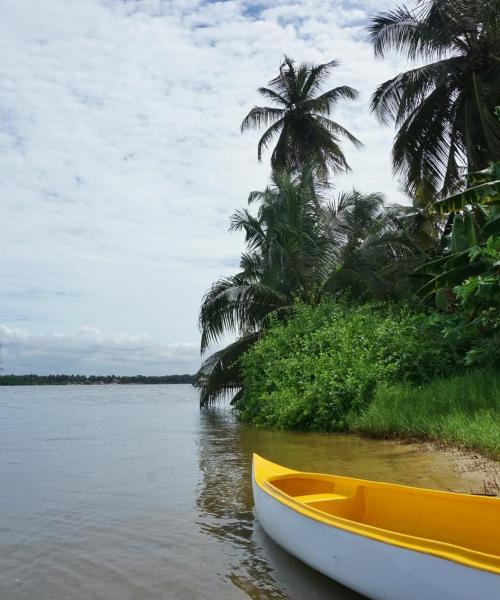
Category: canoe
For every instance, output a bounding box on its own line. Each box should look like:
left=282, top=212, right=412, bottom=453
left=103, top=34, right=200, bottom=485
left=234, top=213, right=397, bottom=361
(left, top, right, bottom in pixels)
left=252, top=454, right=500, bottom=600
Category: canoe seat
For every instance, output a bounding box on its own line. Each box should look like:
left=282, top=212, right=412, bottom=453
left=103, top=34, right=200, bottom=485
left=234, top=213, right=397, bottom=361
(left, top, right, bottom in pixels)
left=305, top=488, right=366, bottom=521
left=294, top=493, right=347, bottom=504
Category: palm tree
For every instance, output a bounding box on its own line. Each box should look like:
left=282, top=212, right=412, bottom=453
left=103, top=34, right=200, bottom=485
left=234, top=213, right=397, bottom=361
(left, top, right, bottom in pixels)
left=241, top=57, right=362, bottom=179
left=195, top=171, right=418, bottom=406
left=322, top=191, right=422, bottom=299
left=369, top=0, right=500, bottom=196
left=195, top=170, right=322, bottom=406
left=390, top=183, right=445, bottom=254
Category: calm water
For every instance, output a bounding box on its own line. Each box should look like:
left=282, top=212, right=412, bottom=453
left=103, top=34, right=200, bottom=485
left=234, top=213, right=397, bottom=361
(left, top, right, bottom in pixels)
left=0, top=385, right=491, bottom=599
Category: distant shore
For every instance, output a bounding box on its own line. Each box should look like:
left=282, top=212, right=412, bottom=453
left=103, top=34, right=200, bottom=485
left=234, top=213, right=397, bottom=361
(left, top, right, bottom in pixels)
left=0, top=374, right=195, bottom=385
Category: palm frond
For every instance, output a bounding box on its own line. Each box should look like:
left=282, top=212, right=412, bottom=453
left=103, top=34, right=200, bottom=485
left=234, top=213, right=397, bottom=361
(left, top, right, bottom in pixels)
left=369, top=0, right=500, bottom=193
left=199, top=275, right=289, bottom=353
left=302, top=59, right=339, bottom=97
left=315, top=116, right=363, bottom=147
left=195, top=333, right=259, bottom=407
left=257, top=118, right=285, bottom=162
left=240, top=106, right=284, bottom=132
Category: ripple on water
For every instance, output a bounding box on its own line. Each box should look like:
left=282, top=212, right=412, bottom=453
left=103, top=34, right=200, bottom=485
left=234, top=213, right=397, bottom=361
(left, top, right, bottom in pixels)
left=2, top=385, right=496, bottom=600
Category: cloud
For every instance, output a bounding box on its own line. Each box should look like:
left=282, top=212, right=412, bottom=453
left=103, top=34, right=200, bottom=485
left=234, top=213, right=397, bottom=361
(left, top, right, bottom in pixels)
left=0, top=324, right=198, bottom=375
left=0, top=0, right=408, bottom=373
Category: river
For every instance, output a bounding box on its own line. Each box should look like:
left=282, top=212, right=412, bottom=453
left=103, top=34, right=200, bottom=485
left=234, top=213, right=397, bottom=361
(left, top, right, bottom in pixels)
left=0, top=384, right=494, bottom=599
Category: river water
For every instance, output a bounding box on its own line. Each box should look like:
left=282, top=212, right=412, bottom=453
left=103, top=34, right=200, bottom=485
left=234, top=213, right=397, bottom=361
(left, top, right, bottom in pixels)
left=0, top=384, right=493, bottom=599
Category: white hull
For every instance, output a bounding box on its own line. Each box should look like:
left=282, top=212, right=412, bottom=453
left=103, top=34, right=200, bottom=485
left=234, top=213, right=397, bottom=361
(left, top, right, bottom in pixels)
left=253, top=480, right=500, bottom=600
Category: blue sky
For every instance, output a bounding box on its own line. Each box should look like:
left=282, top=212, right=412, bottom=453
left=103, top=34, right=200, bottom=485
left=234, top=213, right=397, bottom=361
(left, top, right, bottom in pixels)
left=0, top=0, right=407, bottom=374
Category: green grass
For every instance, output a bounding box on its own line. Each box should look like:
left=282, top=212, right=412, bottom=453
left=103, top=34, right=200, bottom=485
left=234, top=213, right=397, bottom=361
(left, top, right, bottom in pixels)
left=351, top=369, right=500, bottom=458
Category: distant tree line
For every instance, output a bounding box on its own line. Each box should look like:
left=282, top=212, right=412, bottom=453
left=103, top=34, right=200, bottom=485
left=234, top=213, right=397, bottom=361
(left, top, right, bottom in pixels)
left=0, top=374, right=195, bottom=386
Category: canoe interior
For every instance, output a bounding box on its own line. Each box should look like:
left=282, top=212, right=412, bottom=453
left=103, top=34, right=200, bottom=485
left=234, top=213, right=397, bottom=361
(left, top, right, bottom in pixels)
left=267, top=472, right=500, bottom=557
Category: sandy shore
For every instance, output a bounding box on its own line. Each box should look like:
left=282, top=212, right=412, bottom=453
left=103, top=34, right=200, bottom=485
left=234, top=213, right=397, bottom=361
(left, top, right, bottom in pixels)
left=401, top=440, right=500, bottom=496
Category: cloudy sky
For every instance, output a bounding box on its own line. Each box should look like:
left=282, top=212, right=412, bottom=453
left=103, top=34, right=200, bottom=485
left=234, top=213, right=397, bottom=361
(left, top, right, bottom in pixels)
left=1, top=0, right=408, bottom=375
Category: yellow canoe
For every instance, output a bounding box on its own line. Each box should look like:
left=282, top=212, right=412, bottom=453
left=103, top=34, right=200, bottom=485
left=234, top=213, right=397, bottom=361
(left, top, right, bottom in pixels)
left=252, top=454, right=500, bottom=600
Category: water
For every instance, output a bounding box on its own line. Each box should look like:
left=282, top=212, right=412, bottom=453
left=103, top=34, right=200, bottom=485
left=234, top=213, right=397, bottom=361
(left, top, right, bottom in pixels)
left=0, top=385, right=492, bottom=599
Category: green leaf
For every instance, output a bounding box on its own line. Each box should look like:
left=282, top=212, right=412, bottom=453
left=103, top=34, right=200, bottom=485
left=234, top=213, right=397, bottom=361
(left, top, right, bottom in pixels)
left=433, top=180, right=500, bottom=214
left=463, top=212, right=478, bottom=248
left=481, top=214, right=500, bottom=237
left=449, top=214, right=467, bottom=253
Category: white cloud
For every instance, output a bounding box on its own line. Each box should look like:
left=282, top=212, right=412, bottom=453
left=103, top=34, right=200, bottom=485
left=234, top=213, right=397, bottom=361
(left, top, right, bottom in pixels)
left=0, top=0, right=408, bottom=373
left=0, top=324, right=198, bottom=375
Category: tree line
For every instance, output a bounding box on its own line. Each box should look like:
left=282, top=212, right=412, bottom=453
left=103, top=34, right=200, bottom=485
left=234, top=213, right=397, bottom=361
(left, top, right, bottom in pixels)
left=0, top=374, right=195, bottom=386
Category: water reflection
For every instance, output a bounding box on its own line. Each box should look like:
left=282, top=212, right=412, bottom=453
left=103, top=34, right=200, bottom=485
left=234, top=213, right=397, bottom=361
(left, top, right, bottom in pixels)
left=2, top=386, right=492, bottom=600
left=196, top=408, right=364, bottom=600
left=195, top=404, right=498, bottom=599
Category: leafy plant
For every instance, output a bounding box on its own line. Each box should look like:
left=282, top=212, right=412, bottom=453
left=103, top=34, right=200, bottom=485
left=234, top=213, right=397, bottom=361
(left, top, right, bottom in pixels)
left=433, top=162, right=500, bottom=214
left=417, top=136, right=500, bottom=305
left=451, top=236, right=500, bottom=366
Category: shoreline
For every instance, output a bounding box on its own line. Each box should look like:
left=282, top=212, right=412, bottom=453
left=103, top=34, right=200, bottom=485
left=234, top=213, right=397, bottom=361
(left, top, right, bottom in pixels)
left=374, top=437, right=500, bottom=497
left=354, top=428, right=500, bottom=464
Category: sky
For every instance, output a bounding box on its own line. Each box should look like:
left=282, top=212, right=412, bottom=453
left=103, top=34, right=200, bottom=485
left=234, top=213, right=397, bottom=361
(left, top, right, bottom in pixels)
left=0, top=0, right=409, bottom=375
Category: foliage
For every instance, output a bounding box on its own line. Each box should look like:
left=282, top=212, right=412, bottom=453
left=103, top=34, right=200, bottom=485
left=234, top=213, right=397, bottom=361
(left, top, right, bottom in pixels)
left=322, top=191, right=421, bottom=299
left=241, top=56, right=361, bottom=179
left=195, top=171, right=419, bottom=406
left=417, top=211, right=493, bottom=303
left=238, top=301, right=464, bottom=431
left=194, top=333, right=259, bottom=407
left=433, top=162, right=500, bottom=213
left=449, top=236, right=500, bottom=366
left=417, top=155, right=500, bottom=304
left=369, top=0, right=500, bottom=195
left=391, top=183, right=444, bottom=253
left=352, top=369, right=500, bottom=458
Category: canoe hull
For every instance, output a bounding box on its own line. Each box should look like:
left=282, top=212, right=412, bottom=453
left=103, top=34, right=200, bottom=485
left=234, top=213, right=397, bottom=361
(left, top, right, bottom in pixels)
left=253, top=479, right=500, bottom=600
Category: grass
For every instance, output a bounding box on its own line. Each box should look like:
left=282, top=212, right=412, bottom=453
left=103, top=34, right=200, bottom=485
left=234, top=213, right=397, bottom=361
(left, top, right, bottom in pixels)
left=351, top=369, right=500, bottom=459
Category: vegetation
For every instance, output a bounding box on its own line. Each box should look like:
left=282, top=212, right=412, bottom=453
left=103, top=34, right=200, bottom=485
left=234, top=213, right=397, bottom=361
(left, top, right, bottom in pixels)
left=195, top=172, right=419, bottom=406
left=370, top=0, right=500, bottom=195
left=241, top=57, right=361, bottom=179
left=0, top=374, right=195, bottom=385
left=194, top=5, right=500, bottom=456
left=418, top=161, right=500, bottom=305
left=352, top=370, right=500, bottom=458
left=238, top=301, right=465, bottom=431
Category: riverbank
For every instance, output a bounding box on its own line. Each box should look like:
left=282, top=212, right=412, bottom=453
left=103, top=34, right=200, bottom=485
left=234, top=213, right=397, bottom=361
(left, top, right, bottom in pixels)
left=237, top=302, right=500, bottom=461
left=351, top=370, right=500, bottom=460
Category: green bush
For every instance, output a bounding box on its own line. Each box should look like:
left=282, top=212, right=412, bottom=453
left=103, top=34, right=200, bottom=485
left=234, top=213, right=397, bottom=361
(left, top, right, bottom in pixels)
left=451, top=236, right=500, bottom=367
left=238, top=301, right=464, bottom=431
left=351, top=369, right=500, bottom=458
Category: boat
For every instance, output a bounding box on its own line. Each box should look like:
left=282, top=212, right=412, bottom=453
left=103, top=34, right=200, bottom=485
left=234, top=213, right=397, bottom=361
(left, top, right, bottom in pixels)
left=252, top=454, right=500, bottom=600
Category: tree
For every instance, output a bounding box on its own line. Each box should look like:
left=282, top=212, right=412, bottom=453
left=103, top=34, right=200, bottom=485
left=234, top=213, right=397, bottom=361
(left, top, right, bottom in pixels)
left=241, top=57, right=361, bottom=179
left=195, top=170, right=418, bottom=406
left=369, top=0, right=500, bottom=196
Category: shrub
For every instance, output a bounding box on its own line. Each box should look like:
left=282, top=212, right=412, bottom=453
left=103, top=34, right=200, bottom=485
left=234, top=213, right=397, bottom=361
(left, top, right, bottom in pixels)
left=450, top=236, right=500, bottom=367
left=238, top=300, right=464, bottom=431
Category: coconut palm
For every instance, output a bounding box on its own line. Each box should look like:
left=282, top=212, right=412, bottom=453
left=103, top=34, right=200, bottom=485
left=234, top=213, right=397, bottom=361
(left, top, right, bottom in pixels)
left=322, top=191, right=422, bottom=299
left=390, top=183, right=445, bottom=254
left=241, top=57, right=362, bottom=179
left=369, top=0, right=500, bottom=196
left=195, top=171, right=419, bottom=406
